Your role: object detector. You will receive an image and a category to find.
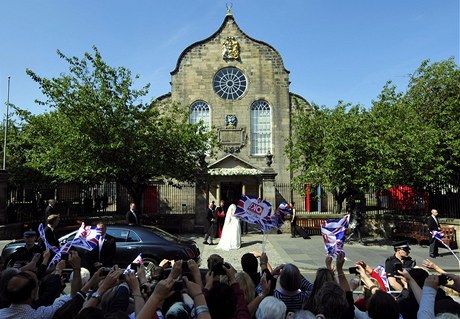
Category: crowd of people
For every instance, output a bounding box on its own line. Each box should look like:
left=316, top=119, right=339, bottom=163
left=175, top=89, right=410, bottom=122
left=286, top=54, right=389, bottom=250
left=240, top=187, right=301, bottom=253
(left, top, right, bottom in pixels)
left=0, top=204, right=459, bottom=319
left=1, top=225, right=460, bottom=319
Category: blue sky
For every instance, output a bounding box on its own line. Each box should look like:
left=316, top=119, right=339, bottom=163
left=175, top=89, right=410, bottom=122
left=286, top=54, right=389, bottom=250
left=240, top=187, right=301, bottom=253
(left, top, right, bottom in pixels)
left=0, top=0, right=458, bottom=115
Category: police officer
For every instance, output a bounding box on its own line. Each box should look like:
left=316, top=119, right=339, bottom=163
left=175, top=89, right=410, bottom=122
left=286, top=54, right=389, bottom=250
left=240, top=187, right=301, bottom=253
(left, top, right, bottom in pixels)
left=8, top=230, right=43, bottom=268
left=385, top=240, right=416, bottom=291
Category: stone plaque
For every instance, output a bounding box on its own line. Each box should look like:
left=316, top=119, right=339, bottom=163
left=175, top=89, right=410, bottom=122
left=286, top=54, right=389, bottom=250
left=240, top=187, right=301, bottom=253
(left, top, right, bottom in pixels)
left=218, top=127, right=247, bottom=153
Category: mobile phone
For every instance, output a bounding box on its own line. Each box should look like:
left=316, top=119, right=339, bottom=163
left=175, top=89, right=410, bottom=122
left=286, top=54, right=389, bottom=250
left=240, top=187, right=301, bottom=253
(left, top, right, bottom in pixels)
left=173, top=280, right=184, bottom=291
left=101, top=267, right=112, bottom=276
left=14, top=260, right=29, bottom=267
left=439, top=274, right=448, bottom=286
left=348, top=266, right=358, bottom=275
left=61, top=253, right=69, bottom=261
left=211, top=262, right=226, bottom=275
left=394, top=263, right=403, bottom=273
left=131, top=263, right=139, bottom=270
left=182, top=260, right=189, bottom=271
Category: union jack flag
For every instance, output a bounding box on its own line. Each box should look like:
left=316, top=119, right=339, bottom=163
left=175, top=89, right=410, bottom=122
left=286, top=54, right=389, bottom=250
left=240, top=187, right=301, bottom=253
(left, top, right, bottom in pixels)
left=258, top=202, right=291, bottom=232
left=72, top=223, right=101, bottom=251
left=48, top=241, right=73, bottom=269
left=431, top=230, right=445, bottom=243
left=320, top=215, right=350, bottom=257
left=373, top=264, right=390, bottom=291
left=234, top=195, right=272, bottom=225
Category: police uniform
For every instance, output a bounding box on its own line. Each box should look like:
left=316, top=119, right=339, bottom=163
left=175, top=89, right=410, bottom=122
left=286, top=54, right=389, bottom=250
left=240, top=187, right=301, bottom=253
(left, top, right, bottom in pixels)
left=9, top=230, right=43, bottom=266
left=384, top=240, right=416, bottom=288
left=10, top=244, right=43, bottom=265
left=384, top=255, right=416, bottom=277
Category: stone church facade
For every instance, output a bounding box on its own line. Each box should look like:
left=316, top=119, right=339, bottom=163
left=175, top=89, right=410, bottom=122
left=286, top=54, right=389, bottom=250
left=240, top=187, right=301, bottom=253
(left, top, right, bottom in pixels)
left=156, top=10, right=308, bottom=227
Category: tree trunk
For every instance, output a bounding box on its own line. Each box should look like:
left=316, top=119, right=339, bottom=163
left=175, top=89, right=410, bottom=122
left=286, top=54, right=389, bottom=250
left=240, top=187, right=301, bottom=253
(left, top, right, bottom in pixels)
left=333, top=189, right=346, bottom=214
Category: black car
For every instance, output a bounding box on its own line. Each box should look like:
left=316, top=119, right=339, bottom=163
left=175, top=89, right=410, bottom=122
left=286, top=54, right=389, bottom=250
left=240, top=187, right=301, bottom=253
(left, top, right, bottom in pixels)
left=1, top=224, right=201, bottom=273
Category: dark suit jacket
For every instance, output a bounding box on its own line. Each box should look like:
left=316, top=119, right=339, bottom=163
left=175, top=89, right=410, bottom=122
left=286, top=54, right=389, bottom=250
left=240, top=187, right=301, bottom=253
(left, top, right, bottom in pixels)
left=206, top=207, right=217, bottom=224
left=44, top=226, right=60, bottom=249
left=126, top=210, right=139, bottom=224
left=428, top=215, right=440, bottom=232
left=44, top=205, right=56, bottom=217
left=88, top=234, right=116, bottom=268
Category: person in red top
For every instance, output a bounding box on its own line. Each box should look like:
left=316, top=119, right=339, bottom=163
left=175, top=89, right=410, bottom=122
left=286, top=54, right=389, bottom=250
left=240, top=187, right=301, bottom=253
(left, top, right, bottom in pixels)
left=352, top=260, right=387, bottom=311
left=216, top=200, right=226, bottom=238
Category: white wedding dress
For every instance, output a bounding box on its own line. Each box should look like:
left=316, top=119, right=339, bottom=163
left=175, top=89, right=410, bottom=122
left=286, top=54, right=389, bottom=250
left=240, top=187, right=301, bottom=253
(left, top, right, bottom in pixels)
left=216, top=204, right=241, bottom=251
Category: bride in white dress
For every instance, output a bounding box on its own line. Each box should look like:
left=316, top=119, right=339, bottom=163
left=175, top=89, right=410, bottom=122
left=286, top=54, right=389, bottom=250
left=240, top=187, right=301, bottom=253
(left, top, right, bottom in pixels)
left=216, top=204, right=241, bottom=251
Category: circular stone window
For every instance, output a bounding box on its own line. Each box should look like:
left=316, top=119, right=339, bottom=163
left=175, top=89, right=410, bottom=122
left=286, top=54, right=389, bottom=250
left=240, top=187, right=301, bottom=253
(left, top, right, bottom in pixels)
left=213, top=67, right=247, bottom=100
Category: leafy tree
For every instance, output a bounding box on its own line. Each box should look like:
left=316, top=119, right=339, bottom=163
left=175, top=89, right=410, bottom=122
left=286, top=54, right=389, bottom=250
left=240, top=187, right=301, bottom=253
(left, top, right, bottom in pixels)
left=20, top=46, right=215, bottom=209
left=0, top=113, right=51, bottom=188
left=366, top=83, right=441, bottom=190
left=402, top=58, right=460, bottom=188
left=287, top=102, right=370, bottom=212
left=288, top=59, right=459, bottom=214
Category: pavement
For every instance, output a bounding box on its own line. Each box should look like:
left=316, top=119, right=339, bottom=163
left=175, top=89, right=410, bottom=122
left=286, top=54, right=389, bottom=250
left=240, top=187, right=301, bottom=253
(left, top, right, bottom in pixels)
left=2, top=231, right=459, bottom=280
left=189, top=231, right=460, bottom=278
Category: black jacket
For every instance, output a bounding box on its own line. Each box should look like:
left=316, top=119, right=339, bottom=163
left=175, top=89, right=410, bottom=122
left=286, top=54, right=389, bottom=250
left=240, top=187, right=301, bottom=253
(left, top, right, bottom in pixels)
left=87, top=234, right=116, bottom=269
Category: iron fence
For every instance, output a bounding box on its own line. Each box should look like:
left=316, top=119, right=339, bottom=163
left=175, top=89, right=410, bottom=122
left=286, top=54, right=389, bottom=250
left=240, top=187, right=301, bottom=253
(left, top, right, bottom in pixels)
left=6, top=181, right=460, bottom=224
left=274, top=183, right=460, bottom=218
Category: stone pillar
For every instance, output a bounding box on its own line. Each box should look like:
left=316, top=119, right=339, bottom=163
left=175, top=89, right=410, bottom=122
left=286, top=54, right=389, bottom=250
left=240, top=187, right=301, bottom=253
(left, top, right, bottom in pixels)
left=216, top=183, right=221, bottom=203
left=261, top=168, right=277, bottom=207
left=0, top=170, right=8, bottom=225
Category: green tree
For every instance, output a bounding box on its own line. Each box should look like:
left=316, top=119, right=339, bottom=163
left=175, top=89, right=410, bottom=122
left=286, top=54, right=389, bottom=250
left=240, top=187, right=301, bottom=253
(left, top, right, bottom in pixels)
left=402, top=58, right=460, bottom=188
left=0, top=113, right=51, bottom=188
left=366, top=83, right=441, bottom=190
left=287, top=102, right=370, bottom=212
left=21, top=46, right=215, bottom=208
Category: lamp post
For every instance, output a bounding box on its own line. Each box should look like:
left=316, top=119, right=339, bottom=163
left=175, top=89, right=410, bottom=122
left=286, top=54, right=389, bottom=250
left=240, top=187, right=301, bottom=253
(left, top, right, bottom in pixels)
left=3, top=76, right=10, bottom=170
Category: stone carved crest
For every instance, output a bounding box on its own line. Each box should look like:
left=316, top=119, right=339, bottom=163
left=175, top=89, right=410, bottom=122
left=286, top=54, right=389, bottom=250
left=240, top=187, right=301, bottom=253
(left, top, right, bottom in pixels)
left=222, top=37, right=239, bottom=60
left=225, top=114, right=237, bottom=128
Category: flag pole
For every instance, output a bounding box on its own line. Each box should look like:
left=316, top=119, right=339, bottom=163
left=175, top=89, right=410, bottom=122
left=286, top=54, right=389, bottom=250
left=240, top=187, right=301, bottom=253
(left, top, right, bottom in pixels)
left=3, top=76, right=10, bottom=170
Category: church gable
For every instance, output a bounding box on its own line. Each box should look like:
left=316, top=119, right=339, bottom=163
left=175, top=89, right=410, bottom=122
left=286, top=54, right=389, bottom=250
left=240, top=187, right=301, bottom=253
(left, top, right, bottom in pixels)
left=207, top=154, right=262, bottom=176
left=171, top=15, right=288, bottom=77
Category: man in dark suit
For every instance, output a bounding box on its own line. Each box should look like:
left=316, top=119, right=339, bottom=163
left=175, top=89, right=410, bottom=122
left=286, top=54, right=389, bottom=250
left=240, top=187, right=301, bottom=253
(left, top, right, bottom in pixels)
left=44, top=199, right=58, bottom=217
left=203, top=202, right=217, bottom=245
left=43, top=214, right=60, bottom=249
left=87, top=221, right=116, bottom=273
left=126, top=202, right=139, bottom=224
left=428, top=209, right=441, bottom=258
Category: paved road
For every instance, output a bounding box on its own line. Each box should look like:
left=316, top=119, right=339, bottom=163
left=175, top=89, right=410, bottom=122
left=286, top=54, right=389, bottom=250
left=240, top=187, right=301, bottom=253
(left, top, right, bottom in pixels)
left=2, top=232, right=459, bottom=279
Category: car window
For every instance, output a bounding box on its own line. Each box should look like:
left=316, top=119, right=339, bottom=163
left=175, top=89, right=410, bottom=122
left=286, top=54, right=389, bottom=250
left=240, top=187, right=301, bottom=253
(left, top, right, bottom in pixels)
left=145, top=226, right=179, bottom=242
left=107, top=228, right=141, bottom=243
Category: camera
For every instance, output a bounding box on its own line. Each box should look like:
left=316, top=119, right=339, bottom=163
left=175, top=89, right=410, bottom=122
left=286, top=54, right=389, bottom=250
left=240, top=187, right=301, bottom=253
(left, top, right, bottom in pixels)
left=348, top=266, right=358, bottom=275
left=439, top=274, right=448, bottom=286
left=394, top=263, right=403, bottom=273
left=61, top=253, right=69, bottom=261
left=130, top=263, right=139, bottom=271
left=211, top=262, right=230, bottom=275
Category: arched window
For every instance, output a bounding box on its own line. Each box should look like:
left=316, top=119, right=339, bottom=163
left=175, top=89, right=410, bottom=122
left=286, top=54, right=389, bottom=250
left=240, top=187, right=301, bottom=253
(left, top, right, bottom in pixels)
left=250, top=100, right=271, bottom=155
left=190, top=100, right=210, bottom=130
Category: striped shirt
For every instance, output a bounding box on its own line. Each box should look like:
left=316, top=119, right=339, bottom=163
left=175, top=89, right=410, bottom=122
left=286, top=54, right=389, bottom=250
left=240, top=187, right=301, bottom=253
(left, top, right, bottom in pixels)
left=273, top=277, right=313, bottom=313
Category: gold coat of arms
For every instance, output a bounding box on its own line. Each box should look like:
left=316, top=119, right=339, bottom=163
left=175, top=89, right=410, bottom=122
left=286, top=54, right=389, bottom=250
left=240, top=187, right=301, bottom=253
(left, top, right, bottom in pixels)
left=222, top=36, right=239, bottom=60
